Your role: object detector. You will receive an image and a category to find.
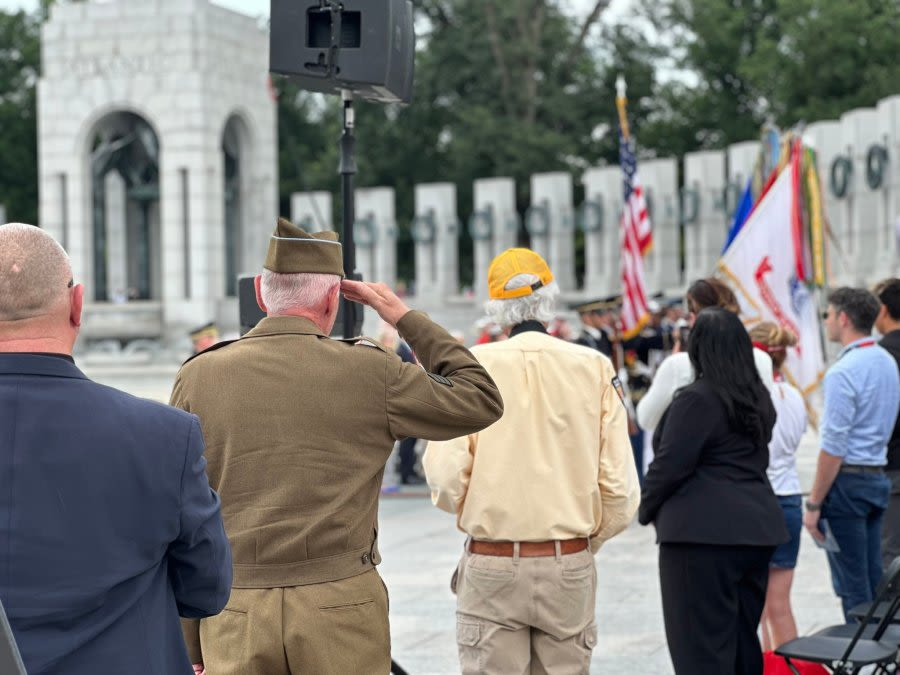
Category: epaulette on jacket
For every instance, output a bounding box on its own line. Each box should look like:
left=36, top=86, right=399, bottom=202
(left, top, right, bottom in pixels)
left=336, top=336, right=388, bottom=352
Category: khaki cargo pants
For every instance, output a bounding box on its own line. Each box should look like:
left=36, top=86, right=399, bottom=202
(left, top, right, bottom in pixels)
left=197, top=569, right=390, bottom=675
left=456, top=545, right=598, bottom=675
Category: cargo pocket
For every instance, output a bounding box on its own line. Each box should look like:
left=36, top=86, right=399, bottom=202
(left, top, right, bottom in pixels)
left=456, top=617, right=483, bottom=673
left=581, top=622, right=597, bottom=650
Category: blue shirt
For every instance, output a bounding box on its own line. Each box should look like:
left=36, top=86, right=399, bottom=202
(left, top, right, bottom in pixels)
left=820, top=337, right=900, bottom=464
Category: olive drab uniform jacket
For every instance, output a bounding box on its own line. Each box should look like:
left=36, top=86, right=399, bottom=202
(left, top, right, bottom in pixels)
left=170, top=310, right=504, bottom=662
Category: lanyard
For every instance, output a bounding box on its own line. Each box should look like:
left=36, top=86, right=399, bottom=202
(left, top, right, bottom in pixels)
left=839, top=339, right=877, bottom=359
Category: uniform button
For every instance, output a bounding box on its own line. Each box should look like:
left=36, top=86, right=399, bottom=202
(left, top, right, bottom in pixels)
left=362, top=554, right=370, bottom=564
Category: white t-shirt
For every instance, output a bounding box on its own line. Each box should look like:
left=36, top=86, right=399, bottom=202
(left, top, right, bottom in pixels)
left=636, top=348, right=775, bottom=431
left=767, top=380, right=807, bottom=496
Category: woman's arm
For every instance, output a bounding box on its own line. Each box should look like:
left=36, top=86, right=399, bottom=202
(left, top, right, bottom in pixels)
left=636, top=355, right=684, bottom=430
left=638, top=387, right=715, bottom=525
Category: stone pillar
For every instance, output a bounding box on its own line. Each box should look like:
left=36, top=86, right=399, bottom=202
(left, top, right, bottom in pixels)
left=641, top=158, right=681, bottom=293
left=579, top=167, right=618, bottom=297
left=414, top=183, right=458, bottom=302
left=726, top=140, right=759, bottom=206
left=529, top=172, right=575, bottom=291
left=875, top=96, right=900, bottom=277
left=354, top=187, right=396, bottom=289
left=840, top=107, right=881, bottom=283
left=290, top=191, right=333, bottom=232
left=684, top=150, right=727, bottom=282
left=104, top=171, right=128, bottom=300
left=805, top=120, right=846, bottom=282
left=472, top=178, right=516, bottom=301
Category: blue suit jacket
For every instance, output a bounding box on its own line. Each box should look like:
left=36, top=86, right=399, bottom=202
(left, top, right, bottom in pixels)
left=0, top=354, right=232, bottom=674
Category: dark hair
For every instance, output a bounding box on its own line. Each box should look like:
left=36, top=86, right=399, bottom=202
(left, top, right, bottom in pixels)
left=688, top=308, right=773, bottom=444
left=686, top=277, right=739, bottom=314
left=827, top=287, right=880, bottom=334
left=874, top=278, right=900, bottom=321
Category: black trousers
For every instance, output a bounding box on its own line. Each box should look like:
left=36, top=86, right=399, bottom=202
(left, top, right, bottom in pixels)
left=659, top=543, right=774, bottom=675
left=397, top=436, right=418, bottom=479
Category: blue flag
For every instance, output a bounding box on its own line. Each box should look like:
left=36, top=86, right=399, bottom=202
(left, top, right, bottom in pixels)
left=723, top=179, right=754, bottom=253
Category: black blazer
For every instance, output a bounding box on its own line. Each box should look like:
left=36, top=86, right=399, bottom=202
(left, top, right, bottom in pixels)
left=0, top=355, right=232, bottom=674
left=638, top=378, right=788, bottom=547
left=880, top=330, right=900, bottom=469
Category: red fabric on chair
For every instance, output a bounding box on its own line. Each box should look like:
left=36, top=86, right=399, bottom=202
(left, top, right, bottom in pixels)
left=763, top=651, right=829, bottom=675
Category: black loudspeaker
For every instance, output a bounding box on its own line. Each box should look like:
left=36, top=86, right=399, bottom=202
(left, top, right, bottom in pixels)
left=269, top=0, right=415, bottom=104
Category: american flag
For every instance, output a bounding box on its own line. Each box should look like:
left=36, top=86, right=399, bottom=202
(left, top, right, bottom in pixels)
left=617, top=82, right=652, bottom=339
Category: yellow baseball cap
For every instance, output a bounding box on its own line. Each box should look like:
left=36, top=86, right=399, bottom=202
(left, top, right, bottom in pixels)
left=487, top=248, right=554, bottom=300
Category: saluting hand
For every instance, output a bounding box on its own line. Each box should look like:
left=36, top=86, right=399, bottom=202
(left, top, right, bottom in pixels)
left=341, top=280, right=411, bottom=328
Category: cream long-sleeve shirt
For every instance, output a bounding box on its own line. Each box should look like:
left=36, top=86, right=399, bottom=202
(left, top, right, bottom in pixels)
left=635, top=348, right=774, bottom=432
left=423, top=328, right=641, bottom=553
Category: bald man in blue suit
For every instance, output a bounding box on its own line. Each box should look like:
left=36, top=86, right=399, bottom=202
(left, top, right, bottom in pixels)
left=0, top=223, right=232, bottom=674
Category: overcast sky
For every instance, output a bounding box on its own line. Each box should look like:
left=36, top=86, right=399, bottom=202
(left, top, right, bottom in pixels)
left=0, top=0, right=633, bottom=23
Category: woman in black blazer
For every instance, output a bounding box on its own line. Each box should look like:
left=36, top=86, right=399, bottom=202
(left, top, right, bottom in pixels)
left=639, top=308, right=788, bottom=675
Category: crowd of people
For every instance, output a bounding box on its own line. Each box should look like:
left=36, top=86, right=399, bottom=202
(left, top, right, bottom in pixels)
left=1, top=218, right=900, bottom=675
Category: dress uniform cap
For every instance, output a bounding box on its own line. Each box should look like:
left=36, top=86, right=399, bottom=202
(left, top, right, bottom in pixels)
left=264, top=218, right=345, bottom=277
left=189, top=321, right=218, bottom=341
left=569, top=295, right=622, bottom=314
left=487, top=248, right=554, bottom=300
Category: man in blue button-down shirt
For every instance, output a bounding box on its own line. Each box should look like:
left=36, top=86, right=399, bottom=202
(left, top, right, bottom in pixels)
left=804, top=287, right=900, bottom=621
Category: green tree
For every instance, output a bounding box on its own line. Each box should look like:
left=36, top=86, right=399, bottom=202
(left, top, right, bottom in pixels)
left=0, top=10, right=41, bottom=225
left=740, top=0, right=900, bottom=125
left=640, top=0, right=900, bottom=148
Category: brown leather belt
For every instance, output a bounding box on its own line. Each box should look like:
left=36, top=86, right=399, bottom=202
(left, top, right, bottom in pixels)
left=469, top=538, right=589, bottom=557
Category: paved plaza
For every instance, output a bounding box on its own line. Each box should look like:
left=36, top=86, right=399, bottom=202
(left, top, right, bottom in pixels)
left=84, top=363, right=845, bottom=674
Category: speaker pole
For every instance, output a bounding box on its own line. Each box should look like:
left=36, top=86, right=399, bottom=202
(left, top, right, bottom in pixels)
left=339, top=89, right=360, bottom=339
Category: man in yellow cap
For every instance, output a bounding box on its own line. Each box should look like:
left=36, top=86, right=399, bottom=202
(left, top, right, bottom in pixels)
left=170, top=218, right=504, bottom=675
left=424, top=247, right=640, bottom=674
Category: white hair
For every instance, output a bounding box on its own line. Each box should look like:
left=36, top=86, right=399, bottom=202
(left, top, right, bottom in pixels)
left=260, top=270, right=340, bottom=315
left=484, top=273, right=559, bottom=327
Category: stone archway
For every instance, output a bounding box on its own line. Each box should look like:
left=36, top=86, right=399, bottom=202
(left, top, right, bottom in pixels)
left=88, top=111, right=161, bottom=302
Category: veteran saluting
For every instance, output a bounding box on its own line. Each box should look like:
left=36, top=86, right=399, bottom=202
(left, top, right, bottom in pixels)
left=170, top=219, right=503, bottom=675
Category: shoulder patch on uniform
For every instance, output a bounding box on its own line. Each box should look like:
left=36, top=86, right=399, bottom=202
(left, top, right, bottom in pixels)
left=427, top=372, right=453, bottom=387
left=611, top=375, right=627, bottom=407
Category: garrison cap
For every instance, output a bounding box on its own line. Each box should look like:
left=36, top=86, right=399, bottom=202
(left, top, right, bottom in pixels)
left=264, top=218, right=345, bottom=277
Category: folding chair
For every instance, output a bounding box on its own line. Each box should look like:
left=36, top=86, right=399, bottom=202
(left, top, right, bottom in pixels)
left=775, top=557, right=900, bottom=674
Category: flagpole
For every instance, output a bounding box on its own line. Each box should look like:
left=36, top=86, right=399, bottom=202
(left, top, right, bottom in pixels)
left=615, top=75, right=630, bottom=140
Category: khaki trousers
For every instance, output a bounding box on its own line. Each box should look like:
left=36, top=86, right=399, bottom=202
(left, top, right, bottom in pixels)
left=198, top=569, right=390, bottom=675
left=456, top=545, right=598, bottom=675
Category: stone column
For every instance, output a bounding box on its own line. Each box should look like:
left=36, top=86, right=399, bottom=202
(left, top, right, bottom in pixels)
left=354, top=187, right=396, bottom=289
left=104, top=171, right=128, bottom=301
left=290, top=191, right=333, bottom=232
left=875, top=96, right=900, bottom=277
left=529, top=172, right=575, bottom=291
left=641, top=158, right=680, bottom=293
left=414, top=183, right=458, bottom=302
left=472, top=178, right=516, bottom=301
left=683, top=150, right=727, bottom=282
left=581, top=167, right=615, bottom=296
left=805, top=119, right=846, bottom=282
left=840, top=107, right=881, bottom=283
